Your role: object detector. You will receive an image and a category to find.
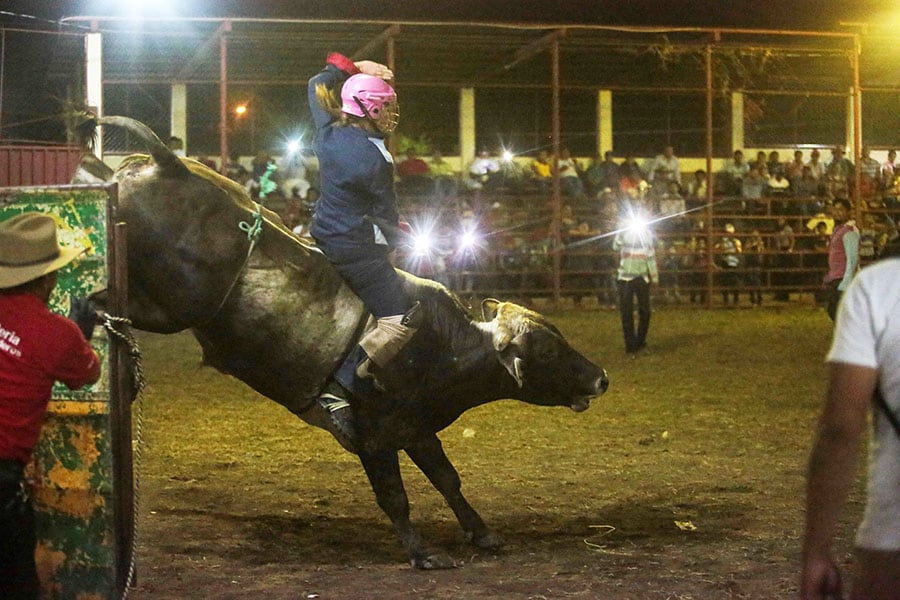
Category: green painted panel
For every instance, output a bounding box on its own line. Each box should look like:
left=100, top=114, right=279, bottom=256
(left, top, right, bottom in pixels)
left=0, top=188, right=118, bottom=599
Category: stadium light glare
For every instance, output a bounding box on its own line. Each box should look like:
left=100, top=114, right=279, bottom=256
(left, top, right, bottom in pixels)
left=286, top=139, right=302, bottom=154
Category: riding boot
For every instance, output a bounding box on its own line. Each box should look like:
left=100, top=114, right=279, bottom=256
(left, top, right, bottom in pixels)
left=297, top=381, right=357, bottom=452
left=356, top=301, right=424, bottom=379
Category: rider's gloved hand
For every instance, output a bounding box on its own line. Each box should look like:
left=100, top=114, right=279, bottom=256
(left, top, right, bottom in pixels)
left=68, top=297, right=100, bottom=341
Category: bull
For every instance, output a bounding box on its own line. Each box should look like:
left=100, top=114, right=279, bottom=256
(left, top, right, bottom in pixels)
left=87, top=116, right=609, bottom=569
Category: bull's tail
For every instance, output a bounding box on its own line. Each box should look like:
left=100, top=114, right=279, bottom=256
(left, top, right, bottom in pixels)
left=71, top=112, right=189, bottom=179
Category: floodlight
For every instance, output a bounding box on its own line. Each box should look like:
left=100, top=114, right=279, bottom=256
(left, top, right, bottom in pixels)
left=412, top=231, right=433, bottom=256
left=234, top=104, right=248, bottom=116
left=286, top=139, right=302, bottom=154
left=502, top=150, right=515, bottom=162
left=459, top=229, right=480, bottom=251
left=626, top=215, right=649, bottom=236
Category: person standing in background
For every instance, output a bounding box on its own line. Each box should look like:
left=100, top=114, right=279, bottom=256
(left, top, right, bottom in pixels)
left=824, top=198, right=860, bottom=321
left=612, top=203, right=658, bottom=356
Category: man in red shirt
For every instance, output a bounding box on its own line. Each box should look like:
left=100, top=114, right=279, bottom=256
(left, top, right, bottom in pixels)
left=0, top=212, right=101, bottom=600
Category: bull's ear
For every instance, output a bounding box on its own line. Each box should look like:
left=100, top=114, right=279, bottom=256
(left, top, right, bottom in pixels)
left=481, top=298, right=501, bottom=321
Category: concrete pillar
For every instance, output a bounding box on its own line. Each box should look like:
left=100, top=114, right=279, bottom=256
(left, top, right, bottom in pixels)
left=731, top=92, right=744, bottom=151
left=459, top=87, right=475, bottom=170
left=170, top=83, right=188, bottom=152
left=85, top=32, right=103, bottom=158
left=597, top=90, right=612, bottom=155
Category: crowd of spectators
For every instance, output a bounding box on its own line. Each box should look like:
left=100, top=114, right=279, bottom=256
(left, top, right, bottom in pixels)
left=209, top=140, right=900, bottom=306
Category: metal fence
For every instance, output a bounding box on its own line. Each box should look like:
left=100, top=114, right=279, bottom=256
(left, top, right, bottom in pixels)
left=378, top=187, right=898, bottom=307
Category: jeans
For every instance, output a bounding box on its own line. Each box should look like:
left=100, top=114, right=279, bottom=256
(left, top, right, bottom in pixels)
left=617, top=277, right=651, bottom=353
left=0, top=459, right=38, bottom=600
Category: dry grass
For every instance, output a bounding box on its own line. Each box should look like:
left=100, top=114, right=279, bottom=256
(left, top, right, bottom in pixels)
left=128, top=305, right=864, bottom=599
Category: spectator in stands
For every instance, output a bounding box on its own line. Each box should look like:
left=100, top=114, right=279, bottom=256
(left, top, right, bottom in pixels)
left=396, top=148, right=432, bottom=194
left=467, top=148, right=501, bottom=191
left=193, top=156, right=217, bottom=170
left=768, top=170, right=791, bottom=197
left=225, top=151, right=249, bottom=184
left=785, top=150, right=805, bottom=185
left=771, top=216, right=796, bottom=301
left=584, top=151, right=620, bottom=196
left=687, top=220, right=710, bottom=304
left=167, top=136, right=186, bottom=157
left=595, top=188, right=621, bottom=308
left=859, top=146, right=880, bottom=179
left=859, top=212, right=879, bottom=262
left=824, top=197, right=860, bottom=321
left=721, top=150, right=750, bottom=196
left=754, top=151, right=768, bottom=171
left=561, top=204, right=601, bottom=306
left=794, top=165, right=819, bottom=197
left=859, top=147, right=881, bottom=200
left=883, top=149, right=899, bottom=209
left=768, top=169, right=792, bottom=214
left=767, top=151, right=785, bottom=178
left=647, top=146, right=681, bottom=192
left=658, top=181, right=686, bottom=220
left=529, top=150, right=553, bottom=193
left=806, top=149, right=827, bottom=182
left=618, top=154, right=644, bottom=190
left=881, top=149, right=897, bottom=190
left=741, top=165, right=768, bottom=211
left=716, top=222, right=743, bottom=305
left=685, top=169, right=707, bottom=210
left=743, top=228, right=765, bottom=307
left=246, top=151, right=276, bottom=197
left=280, top=149, right=311, bottom=200
left=825, top=147, right=855, bottom=200
left=556, top=147, right=585, bottom=197
left=427, top=150, right=459, bottom=201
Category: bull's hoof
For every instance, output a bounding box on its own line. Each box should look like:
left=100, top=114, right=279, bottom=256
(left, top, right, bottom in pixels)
left=410, top=553, right=459, bottom=570
left=467, top=530, right=503, bottom=550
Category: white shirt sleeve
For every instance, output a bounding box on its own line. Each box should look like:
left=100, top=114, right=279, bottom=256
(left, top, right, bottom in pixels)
left=827, top=275, right=878, bottom=368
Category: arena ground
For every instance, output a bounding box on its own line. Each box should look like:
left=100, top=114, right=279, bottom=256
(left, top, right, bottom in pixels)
left=124, top=305, right=863, bottom=599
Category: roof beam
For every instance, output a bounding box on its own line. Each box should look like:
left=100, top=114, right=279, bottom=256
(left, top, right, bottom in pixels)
left=504, top=28, right=566, bottom=71
left=351, top=24, right=400, bottom=60
left=175, top=20, right=231, bottom=80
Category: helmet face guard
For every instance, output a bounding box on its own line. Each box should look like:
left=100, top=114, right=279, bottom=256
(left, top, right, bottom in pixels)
left=341, top=74, right=399, bottom=134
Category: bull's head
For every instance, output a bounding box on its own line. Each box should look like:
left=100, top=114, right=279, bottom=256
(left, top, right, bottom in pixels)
left=481, top=299, right=609, bottom=411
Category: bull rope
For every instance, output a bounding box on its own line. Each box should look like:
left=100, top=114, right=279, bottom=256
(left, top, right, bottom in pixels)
left=204, top=200, right=264, bottom=323
left=100, top=314, right=146, bottom=600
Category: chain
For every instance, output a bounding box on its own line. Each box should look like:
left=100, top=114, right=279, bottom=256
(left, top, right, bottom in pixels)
left=101, top=314, right=145, bottom=600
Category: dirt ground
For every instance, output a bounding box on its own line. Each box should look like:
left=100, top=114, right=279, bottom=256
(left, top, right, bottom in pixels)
left=124, top=306, right=864, bottom=599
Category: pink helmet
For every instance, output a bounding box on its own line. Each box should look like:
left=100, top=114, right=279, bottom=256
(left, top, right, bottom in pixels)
left=340, top=74, right=399, bottom=133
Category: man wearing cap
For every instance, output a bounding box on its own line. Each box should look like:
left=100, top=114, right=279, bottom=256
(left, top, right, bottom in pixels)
left=0, top=212, right=101, bottom=599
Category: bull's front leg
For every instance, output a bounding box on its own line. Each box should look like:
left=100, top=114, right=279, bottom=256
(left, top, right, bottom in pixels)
left=357, top=449, right=458, bottom=569
left=404, top=435, right=502, bottom=550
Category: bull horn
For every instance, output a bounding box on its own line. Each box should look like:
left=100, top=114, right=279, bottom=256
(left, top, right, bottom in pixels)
left=97, top=115, right=190, bottom=179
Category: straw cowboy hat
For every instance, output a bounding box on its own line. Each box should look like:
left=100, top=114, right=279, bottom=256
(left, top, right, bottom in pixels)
left=0, top=212, right=84, bottom=289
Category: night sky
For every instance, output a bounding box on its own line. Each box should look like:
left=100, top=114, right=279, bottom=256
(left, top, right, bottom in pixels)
left=0, top=0, right=896, bottom=144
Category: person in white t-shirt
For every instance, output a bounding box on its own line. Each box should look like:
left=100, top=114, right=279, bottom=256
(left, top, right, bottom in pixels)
left=801, top=257, right=900, bottom=600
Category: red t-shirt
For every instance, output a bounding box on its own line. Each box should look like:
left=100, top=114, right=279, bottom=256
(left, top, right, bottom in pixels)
left=0, top=292, right=101, bottom=463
